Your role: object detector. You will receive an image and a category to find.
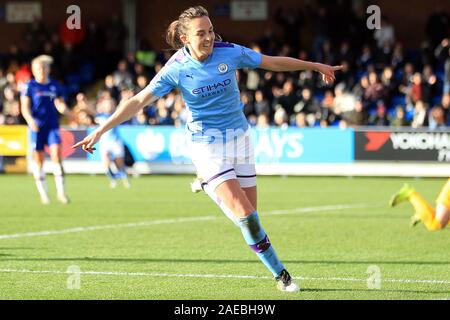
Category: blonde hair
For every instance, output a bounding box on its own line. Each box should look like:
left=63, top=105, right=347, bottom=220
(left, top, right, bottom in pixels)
left=166, top=6, right=221, bottom=49
left=31, top=55, right=54, bottom=68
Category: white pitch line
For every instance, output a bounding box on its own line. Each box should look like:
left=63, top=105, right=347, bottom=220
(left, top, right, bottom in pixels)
left=0, top=268, right=449, bottom=285
left=0, top=203, right=373, bottom=240
left=0, top=216, right=217, bottom=240
left=265, top=203, right=375, bottom=216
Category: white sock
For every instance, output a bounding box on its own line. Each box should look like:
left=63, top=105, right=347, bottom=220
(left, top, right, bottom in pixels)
left=33, top=166, right=48, bottom=199
left=109, top=162, right=119, bottom=175
left=53, top=163, right=66, bottom=196
left=202, top=183, right=239, bottom=226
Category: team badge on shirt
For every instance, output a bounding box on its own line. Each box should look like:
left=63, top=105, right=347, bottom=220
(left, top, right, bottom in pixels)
left=218, top=63, right=228, bottom=73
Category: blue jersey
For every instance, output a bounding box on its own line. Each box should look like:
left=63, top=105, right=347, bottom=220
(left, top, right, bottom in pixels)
left=21, top=79, right=64, bottom=129
left=147, top=42, right=262, bottom=142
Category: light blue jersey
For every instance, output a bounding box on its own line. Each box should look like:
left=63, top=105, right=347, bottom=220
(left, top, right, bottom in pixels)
left=147, top=42, right=262, bottom=142
left=96, top=113, right=121, bottom=143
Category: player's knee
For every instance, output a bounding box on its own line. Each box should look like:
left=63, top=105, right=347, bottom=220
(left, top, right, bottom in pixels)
left=50, top=153, right=62, bottom=163
left=52, top=162, right=64, bottom=176
left=32, top=162, right=45, bottom=179
left=230, top=200, right=254, bottom=217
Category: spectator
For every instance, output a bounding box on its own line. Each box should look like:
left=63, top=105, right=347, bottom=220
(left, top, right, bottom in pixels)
left=172, top=97, right=188, bottom=127
left=113, top=60, right=133, bottom=88
left=336, top=41, right=354, bottom=66
left=2, top=86, right=23, bottom=125
left=408, top=73, right=424, bottom=105
left=75, top=109, right=95, bottom=128
left=260, top=71, right=275, bottom=103
left=273, top=107, right=289, bottom=128
left=422, top=65, right=438, bottom=104
left=136, top=75, right=149, bottom=93
left=293, top=87, right=319, bottom=120
left=245, top=68, right=260, bottom=92
left=133, top=62, right=147, bottom=80
left=434, top=38, right=450, bottom=94
left=274, top=79, right=299, bottom=118
left=390, top=106, right=410, bottom=128
left=257, top=113, right=270, bottom=129
left=442, top=93, right=450, bottom=124
left=271, top=72, right=287, bottom=106
left=380, top=66, right=398, bottom=106
left=297, top=69, right=315, bottom=90
left=295, top=112, right=308, bottom=128
left=391, top=42, right=405, bottom=71
left=318, top=90, right=340, bottom=126
left=411, top=100, right=429, bottom=128
left=369, top=102, right=390, bottom=126
left=357, top=45, right=374, bottom=71
left=344, top=100, right=369, bottom=127
left=254, top=90, right=271, bottom=118
left=334, top=60, right=354, bottom=91
left=132, top=108, right=148, bottom=125
left=352, top=75, right=369, bottom=102
left=73, top=92, right=96, bottom=115
left=154, top=99, right=174, bottom=126
left=0, top=68, right=7, bottom=92
left=429, top=105, right=447, bottom=130
left=364, top=72, right=386, bottom=107
left=241, top=92, right=256, bottom=125
left=70, top=93, right=96, bottom=128
left=399, top=63, right=415, bottom=95
left=103, top=74, right=120, bottom=101
left=334, top=83, right=357, bottom=113
left=14, top=64, right=32, bottom=88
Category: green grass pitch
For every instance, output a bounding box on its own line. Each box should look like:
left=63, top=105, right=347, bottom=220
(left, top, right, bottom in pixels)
left=0, top=174, right=449, bottom=300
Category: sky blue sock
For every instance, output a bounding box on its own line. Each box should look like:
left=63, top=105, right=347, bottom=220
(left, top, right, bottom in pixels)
left=237, top=211, right=285, bottom=277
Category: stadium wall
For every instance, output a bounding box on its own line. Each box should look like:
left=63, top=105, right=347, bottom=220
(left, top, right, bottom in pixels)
left=0, top=0, right=123, bottom=51
left=1, top=125, right=448, bottom=177
left=1, top=0, right=450, bottom=51
left=136, top=0, right=450, bottom=50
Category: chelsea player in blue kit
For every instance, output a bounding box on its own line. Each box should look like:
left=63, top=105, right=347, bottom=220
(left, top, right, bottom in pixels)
left=21, top=55, right=72, bottom=204
left=73, top=6, right=342, bottom=292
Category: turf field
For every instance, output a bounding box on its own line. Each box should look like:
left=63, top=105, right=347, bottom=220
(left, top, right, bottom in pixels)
left=0, top=174, right=449, bottom=300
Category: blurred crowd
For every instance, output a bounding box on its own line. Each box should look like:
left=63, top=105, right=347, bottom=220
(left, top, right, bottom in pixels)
left=1, top=3, right=449, bottom=130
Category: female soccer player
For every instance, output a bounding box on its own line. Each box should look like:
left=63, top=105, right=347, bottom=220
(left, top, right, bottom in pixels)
left=21, top=55, right=72, bottom=204
left=390, top=179, right=450, bottom=231
left=73, top=6, right=342, bottom=292
left=95, top=97, right=130, bottom=188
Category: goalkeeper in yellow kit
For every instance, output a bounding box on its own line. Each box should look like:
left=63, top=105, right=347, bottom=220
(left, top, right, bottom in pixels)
left=390, top=179, right=450, bottom=231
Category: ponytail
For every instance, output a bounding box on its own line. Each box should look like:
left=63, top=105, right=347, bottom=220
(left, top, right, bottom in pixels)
left=166, top=20, right=184, bottom=49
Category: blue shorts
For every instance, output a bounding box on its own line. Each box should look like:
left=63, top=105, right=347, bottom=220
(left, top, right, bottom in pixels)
left=30, top=127, right=61, bottom=151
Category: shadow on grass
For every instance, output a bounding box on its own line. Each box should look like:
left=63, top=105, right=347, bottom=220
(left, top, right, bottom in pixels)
left=1, top=257, right=450, bottom=266
left=299, top=288, right=449, bottom=295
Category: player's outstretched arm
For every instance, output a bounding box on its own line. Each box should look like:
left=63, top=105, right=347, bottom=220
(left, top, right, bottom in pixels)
left=54, top=97, right=73, bottom=121
left=260, top=55, right=343, bottom=85
left=72, top=89, right=156, bottom=153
